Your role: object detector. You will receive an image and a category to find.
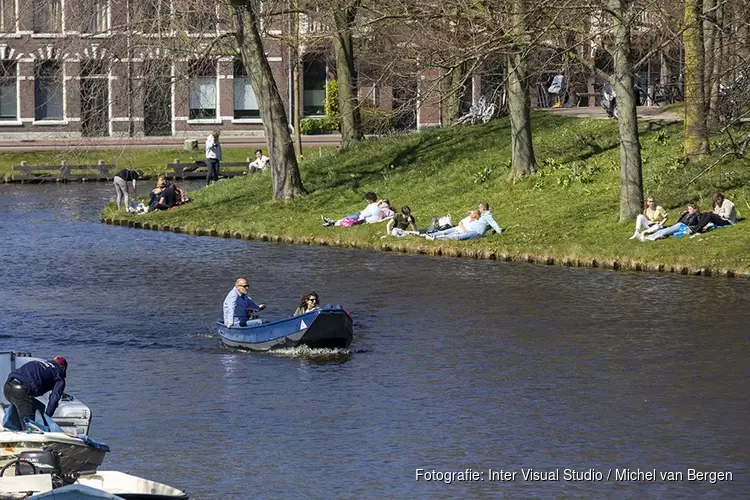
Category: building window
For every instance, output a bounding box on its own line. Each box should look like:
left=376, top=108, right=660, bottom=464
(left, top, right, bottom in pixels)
left=0, top=0, right=15, bottom=32
left=181, top=0, right=216, bottom=34
left=233, top=60, right=259, bottom=119
left=188, top=59, right=216, bottom=120
left=80, top=0, right=109, bottom=34
left=137, top=0, right=170, bottom=33
left=303, top=55, right=326, bottom=116
left=0, top=61, right=16, bottom=120
left=33, top=0, right=62, bottom=33
left=34, top=61, right=64, bottom=120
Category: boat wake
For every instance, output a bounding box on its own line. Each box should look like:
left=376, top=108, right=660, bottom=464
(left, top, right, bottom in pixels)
left=265, top=345, right=352, bottom=359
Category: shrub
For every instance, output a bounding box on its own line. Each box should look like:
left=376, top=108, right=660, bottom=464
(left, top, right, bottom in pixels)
left=325, top=80, right=339, bottom=117
left=299, top=117, right=340, bottom=135
left=299, top=118, right=321, bottom=135
left=361, top=107, right=396, bottom=135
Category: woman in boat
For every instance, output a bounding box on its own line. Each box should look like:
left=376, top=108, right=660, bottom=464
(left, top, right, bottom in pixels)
left=293, top=292, right=320, bottom=316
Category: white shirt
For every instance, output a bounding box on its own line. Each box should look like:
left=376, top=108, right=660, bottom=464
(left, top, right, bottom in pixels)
left=249, top=155, right=270, bottom=171
left=714, top=199, right=737, bottom=223
left=206, top=134, right=222, bottom=160
left=359, top=202, right=383, bottom=223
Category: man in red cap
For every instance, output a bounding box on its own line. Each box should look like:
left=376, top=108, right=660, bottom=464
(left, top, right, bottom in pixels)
left=3, top=356, right=67, bottom=429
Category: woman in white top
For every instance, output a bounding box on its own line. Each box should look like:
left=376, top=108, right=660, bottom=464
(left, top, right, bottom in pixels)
left=321, top=192, right=383, bottom=227
left=630, top=196, right=668, bottom=240
left=713, top=192, right=737, bottom=223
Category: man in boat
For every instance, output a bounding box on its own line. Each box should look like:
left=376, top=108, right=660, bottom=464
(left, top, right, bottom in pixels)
left=223, top=278, right=266, bottom=327
left=3, top=356, right=67, bottom=429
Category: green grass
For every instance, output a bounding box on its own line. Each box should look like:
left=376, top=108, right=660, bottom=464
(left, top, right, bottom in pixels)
left=0, top=147, right=333, bottom=178
left=102, top=113, right=750, bottom=274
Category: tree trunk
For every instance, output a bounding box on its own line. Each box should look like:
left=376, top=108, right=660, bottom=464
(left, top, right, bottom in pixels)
left=611, top=0, right=644, bottom=221
left=683, top=0, right=709, bottom=154
left=233, top=1, right=305, bottom=200
left=442, top=63, right=466, bottom=124
left=507, top=0, right=537, bottom=180
left=708, top=3, right=722, bottom=127
left=331, top=2, right=363, bottom=146
left=703, top=0, right=717, bottom=127
left=292, top=0, right=302, bottom=160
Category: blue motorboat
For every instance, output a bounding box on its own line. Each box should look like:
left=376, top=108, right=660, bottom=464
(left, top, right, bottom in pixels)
left=217, top=305, right=353, bottom=352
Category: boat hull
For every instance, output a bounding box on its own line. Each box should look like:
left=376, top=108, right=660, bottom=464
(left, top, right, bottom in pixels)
left=217, top=307, right=353, bottom=352
left=0, top=431, right=109, bottom=478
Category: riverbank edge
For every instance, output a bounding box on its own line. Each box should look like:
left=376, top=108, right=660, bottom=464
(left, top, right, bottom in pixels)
left=100, top=216, right=750, bottom=279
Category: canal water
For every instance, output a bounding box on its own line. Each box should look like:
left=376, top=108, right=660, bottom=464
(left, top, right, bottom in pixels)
left=0, top=182, right=748, bottom=498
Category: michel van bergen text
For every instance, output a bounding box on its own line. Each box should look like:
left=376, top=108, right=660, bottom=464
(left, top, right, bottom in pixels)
left=415, top=468, right=733, bottom=484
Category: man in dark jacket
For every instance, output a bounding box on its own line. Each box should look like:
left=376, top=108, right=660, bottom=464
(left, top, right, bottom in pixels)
left=3, top=356, right=67, bottom=429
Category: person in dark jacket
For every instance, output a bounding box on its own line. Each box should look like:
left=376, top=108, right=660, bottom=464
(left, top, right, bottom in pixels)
left=3, top=356, right=67, bottom=429
left=642, top=203, right=702, bottom=240
left=153, top=183, right=178, bottom=211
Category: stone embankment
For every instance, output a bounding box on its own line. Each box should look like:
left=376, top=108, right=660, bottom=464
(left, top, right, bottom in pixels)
left=101, top=217, right=749, bottom=279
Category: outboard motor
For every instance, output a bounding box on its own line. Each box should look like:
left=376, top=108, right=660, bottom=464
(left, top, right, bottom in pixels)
left=16, top=450, right=65, bottom=487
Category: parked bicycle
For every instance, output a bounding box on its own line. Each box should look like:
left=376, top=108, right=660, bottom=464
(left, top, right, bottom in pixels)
left=456, top=95, right=497, bottom=125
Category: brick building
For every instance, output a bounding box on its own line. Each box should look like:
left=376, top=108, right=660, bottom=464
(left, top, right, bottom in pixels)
left=0, top=0, right=441, bottom=140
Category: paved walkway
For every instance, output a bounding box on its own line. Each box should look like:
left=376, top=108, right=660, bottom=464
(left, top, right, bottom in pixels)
left=0, top=134, right=343, bottom=152
left=540, top=105, right=683, bottom=122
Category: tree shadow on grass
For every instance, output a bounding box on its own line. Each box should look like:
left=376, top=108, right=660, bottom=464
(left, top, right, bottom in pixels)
left=302, top=122, right=509, bottom=194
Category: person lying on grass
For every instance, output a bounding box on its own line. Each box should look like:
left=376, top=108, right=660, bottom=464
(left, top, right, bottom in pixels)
left=321, top=191, right=383, bottom=227
left=425, top=210, right=480, bottom=240
left=425, top=202, right=503, bottom=241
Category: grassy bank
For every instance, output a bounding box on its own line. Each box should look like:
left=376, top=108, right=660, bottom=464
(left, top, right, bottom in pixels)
left=101, top=113, right=750, bottom=275
left=0, top=147, right=332, bottom=179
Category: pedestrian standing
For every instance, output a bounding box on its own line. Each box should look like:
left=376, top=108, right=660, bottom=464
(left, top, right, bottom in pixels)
left=113, top=168, right=142, bottom=210
left=206, top=129, right=222, bottom=186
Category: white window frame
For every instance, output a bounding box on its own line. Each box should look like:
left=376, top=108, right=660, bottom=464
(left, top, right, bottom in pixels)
left=34, top=60, right=65, bottom=121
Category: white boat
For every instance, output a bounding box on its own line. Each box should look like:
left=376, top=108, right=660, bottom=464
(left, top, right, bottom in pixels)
left=75, top=471, right=189, bottom=499
left=1, top=352, right=93, bottom=436
left=0, top=430, right=109, bottom=479
left=0, top=471, right=189, bottom=499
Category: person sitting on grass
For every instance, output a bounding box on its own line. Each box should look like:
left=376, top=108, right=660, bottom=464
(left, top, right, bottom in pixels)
left=383, top=205, right=418, bottom=238
left=149, top=176, right=171, bottom=211
left=321, top=191, right=383, bottom=227
left=712, top=192, right=737, bottom=224
left=293, top=292, right=320, bottom=316
left=151, top=183, right=188, bottom=211
left=691, top=192, right=738, bottom=235
left=630, top=196, right=668, bottom=240
left=641, top=202, right=702, bottom=241
left=249, top=149, right=271, bottom=172
left=426, top=210, right=480, bottom=240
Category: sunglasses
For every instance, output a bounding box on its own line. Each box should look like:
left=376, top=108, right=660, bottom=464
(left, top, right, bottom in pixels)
left=238, top=284, right=249, bottom=288
left=307, top=297, right=317, bottom=301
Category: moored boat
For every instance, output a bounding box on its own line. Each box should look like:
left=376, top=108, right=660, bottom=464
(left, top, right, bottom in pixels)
left=217, top=305, right=353, bottom=352
left=0, top=430, right=110, bottom=479
left=0, top=471, right=189, bottom=499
